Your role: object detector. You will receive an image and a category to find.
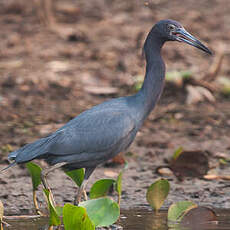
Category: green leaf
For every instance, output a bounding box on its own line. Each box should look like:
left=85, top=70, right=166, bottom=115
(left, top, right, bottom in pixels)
left=116, top=161, right=127, bottom=205
left=55, top=205, right=63, bottom=217
left=181, top=71, right=192, bottom=79
left=80, top=197, right=120, bottom=227
left=116, top=172, right=122, bottom=197
left=168, top=201, right=197, bottom=222
left=43, top=189, right=61, bottom=226
left=63, top=203, right=95, bottom=230
left=0, top=200, right=3, bottom=222
left=219, top=158, right=228, bottom=165
left=26, top=162, right=42, bottom=190
left=218, top=77, right=230, bottom=96
left=133, top=75, right=144, bottom=92
left=65, top=168, right=84, bottom=187
left=90, top=179, right=115, bottom=199
left=166, top=71, right=192, bottom=82
left=146, top=178, right=170, bottom=212
left=172, top=147, right=183, bottom=160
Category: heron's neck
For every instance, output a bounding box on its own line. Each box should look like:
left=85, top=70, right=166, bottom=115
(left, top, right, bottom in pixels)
left=136, top=35, right=166, bottom=122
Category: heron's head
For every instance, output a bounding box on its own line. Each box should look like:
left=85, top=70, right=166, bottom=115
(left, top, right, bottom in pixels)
left=154, top=19, right=212, bottom=54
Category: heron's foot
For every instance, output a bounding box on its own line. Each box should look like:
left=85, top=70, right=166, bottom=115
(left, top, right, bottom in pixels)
left=74, top=195, right=81, bottom=206
left=74, top=178, right=89, bottom=205
left=74, top=189, right=88, bottom=205
left=33, top=190, right=45, bottom=216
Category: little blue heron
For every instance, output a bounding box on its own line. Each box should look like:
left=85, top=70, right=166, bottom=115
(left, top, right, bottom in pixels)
left=4, top=19, right=211, bottom=205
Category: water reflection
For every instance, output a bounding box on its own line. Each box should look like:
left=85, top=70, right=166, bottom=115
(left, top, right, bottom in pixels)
left=5, top=216, right=48, bottom=230
left=4, top=208, right=230, bottom=230
left=120, top=208, right=230, bottom=230
left=120, top=208, right=168, bottom=230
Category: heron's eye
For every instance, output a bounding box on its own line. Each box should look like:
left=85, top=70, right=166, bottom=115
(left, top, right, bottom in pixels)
left=168, top=24, right=176, bottom=31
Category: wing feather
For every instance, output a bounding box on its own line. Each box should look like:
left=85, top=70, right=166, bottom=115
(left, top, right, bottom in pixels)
left=48, top=110, right=135, bottom=156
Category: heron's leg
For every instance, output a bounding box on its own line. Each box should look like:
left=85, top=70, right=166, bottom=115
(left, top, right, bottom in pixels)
left=41, top=162, right=66, bottom=207
left=74, top=167, right=96, bottom=205
left=83, top=189, right=88, bottom=201
left=74, top=179, right=88, bottom=206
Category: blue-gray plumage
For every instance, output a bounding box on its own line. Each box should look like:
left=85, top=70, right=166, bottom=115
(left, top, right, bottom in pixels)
left=5, top=19, right=211, bottom=205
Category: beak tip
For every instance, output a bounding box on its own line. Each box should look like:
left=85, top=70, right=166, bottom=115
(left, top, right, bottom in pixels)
left=177, top=28, right=212, bottom=56
left=209, top=50, right=213, bottom=56
left=205, top=47, right=213, bottom=55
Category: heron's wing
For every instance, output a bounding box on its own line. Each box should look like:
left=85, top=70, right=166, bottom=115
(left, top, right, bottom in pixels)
left=48, top=109, right=135, bottom=155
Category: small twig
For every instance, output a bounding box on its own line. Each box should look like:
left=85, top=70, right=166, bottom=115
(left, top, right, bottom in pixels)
left=34, top=0, right=56, bottom=29
left=34, top=0, right=45, bottom=25
left=44, top=0, right=56, bottom=28
left=185, top=47, right=226, bottom=94
left=187, top=78, right=218, bottom=93
left=3, top=215, right=42, bottom=220
left=204, top=174, right=230, bottom=180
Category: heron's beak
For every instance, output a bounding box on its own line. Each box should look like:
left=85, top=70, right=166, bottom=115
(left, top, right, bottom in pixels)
left=174, top=27, right=212, bottom=55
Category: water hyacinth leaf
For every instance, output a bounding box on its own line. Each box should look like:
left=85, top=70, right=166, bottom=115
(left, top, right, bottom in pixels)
left=181, top=206, right=217, bottom=226
left=65, top=168, right=84, bottom=187
left=116, top=161, right=128, bottom=199
left=168, top=201, right=197, bottom=222
left=116, top=172, right=122, bottom=196
left=43, top=189, right=61, bottom=226
left=80, top=197, right=120, bottom=227
left=90, top=179, right=115, bottom=199
left=55, top=205, right=63, bottom=217
left=146, top=178, right=170, bottom=212
left=63, top=203, right=94, bottom=230
left=172, top=147, right=183, bottom=160
left=26, top=162, right=42, bottom=190
left=116, top=172, right=123, bottom=206
left=115, top=161, right=128, bottom=205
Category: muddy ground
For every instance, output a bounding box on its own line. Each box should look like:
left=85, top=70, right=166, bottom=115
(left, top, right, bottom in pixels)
left=0, top=0, right=230, bottom=215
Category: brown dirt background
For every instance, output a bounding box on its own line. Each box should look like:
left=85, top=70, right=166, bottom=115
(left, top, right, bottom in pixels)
left=0, top=0, right=230, bottom=215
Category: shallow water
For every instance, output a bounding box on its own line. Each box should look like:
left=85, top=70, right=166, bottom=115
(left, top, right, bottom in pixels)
left=120, top=208, right=230, bottom=230
left=4, top=216, right=48, bottom=230
left=4, top=208, right=230, bottom=230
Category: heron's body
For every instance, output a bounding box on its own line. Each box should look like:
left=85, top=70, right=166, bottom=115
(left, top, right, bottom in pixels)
left=8, top=33, right=165, bottom=171
left=6, top=19, right=211, bottom=204
left=11, top=96, right=140, bottom=168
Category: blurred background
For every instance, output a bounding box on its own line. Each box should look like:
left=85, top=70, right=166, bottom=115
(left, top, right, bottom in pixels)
left=0, top=0, right=230, bottom=214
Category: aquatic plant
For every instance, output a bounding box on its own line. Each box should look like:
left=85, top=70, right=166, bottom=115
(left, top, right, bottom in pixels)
left=26, top=162, right=122, bottom=229
left=146, top=178, right=170, bottom=213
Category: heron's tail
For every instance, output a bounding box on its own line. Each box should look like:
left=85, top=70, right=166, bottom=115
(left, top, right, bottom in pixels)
left=8, top=137, right=51, bottom=164
left=1, top=148, right=19, bottom=172
left=1, top=137, right=49, bottom=172
left=8, top=131, right=61, bottom=163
